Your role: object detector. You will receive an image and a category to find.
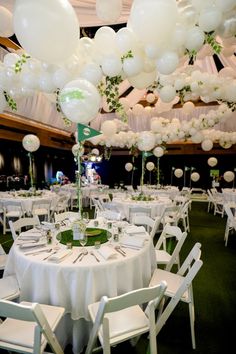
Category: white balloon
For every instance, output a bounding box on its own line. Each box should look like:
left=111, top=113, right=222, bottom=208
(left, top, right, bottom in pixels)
left=146, top=161, right=155, bottom=171
left=128, top=70, right=157, bottom=90
left=22, top=134, right=40, bottom=152
left=122, top=54, right=143, bottom=77
left=223, top=171, right=235, bottom=183
left=96, top=0, right=122, bottom=23
left=132, top=103, right=144, bottom=115
left=153, top=146, right=164, bottom=157
left=125, top=162, right=133, bottom=172
left=94, top=26, right=116, bottom=54
left=101, top=54, right=122, bottom=77
left=0, top=90, right=7, bottom=113
left=198, top=6, right=222, bottom=32
left=13, top=0, right=79, bottom=64
left=128, top=0, right=178, bottom=47
left=79, top=62, right=103, bottom=86
left=0, top=6, right=14, bottom=37
left=201, top=139, right=213, bottom=151
left=137, top=131, right=156, bottom=151
left=72, top=144, right=84, bottom=157
left=101, top=120, right=117, bottom=136
left=146, top=93, right=156, bottom=103
left=183, top=101, right=195, bottom=114
left=91, top=148, right=100, bottom=156
left=3, top=53, right=20, bottom=67
left=191, top=172, right=200, bottom=182
left=115, top=27, right=137, bottom=54
left=185, top=27, right=205, bottom=52
left=156, top=51, right=179, bottom=75
left=207, top=157, right=218, bottom=167
left=59, top=78, right=101, bottom=124
left=52, top=68, right=71, bottom=89
left=159, top=85, right=176, bottom=103
left=174, top=168, right=183, bottom=178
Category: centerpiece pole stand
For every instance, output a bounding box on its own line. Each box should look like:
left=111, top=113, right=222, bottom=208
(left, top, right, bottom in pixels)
left=75, top=146, right=82, bottom=219
left=157, top=157, right=160, bottom=187
left=28, top=152, right=34, bottom=189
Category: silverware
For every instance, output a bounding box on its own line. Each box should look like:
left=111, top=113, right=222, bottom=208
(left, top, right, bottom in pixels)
left=43, top=250, right=57, bottom=261
left=25, top=248, right=52, bottom=256
left=114, top=246, right=126, bottom=257
left=90, top=251, right=100, bottom=262
left=79, top=249, right=88, bottom=262
left=72, top=252, right=83, bottom=264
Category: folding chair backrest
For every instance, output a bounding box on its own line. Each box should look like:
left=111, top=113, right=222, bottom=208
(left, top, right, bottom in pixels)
left=54, top=211, right=80, bottom=222
left=155, top=243, right=203, bottom=335
left=9, top=216, right=40, bottom=240
left=128, top=206, right=151, bottom=223
left=224, top=204, right=236, bottom=225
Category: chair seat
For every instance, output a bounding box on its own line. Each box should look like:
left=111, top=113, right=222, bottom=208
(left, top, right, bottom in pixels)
left=6, top=211, right=21, bottom=218
left=150, top=268, right=189, bottom=302
left=33, top=208, right=48, bottom=215
left=0, top=301, right=64, bottom=350
left=0, top=254, right=8, bottom=270
left=0, top=275, right=20, bottom=300
left=88, top=301, right=149, bottom=345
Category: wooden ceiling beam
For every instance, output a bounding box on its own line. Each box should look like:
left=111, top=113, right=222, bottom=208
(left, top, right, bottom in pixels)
left=0, top=37, right=21, bottom=51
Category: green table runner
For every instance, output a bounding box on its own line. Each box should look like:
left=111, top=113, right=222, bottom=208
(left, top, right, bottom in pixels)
left=58, top=228, right=110, bottom=247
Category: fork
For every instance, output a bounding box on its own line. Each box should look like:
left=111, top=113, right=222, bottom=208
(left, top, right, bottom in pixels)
left=90, top=251, right=100, bottom=262
left=72, top=252, right=84, bottom=264
left=43, top=250, right=57, bottom=261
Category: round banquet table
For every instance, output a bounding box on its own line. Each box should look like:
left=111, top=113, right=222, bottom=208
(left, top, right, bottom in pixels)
left=111, top=197, right=172, bottom=219
left=4, top=226, right=156, bottom=354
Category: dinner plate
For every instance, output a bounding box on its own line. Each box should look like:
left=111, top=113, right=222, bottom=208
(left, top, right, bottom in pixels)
left=85, top=229, right=102, bottom=237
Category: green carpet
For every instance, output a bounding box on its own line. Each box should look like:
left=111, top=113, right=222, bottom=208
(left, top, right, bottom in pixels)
left=1, top=202, right=236, bottom=354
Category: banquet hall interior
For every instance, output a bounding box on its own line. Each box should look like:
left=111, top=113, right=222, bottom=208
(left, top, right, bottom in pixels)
left=0, top=1, right=236, bottom=354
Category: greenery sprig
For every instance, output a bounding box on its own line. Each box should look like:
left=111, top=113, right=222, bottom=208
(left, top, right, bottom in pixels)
left=55, top=89, right=72, bottom=127
left=184, top=49, right=198, bottom=65
left=121, top=50, right=133, bottom=63
left=98, top=75, right=128, bottom=123
left=176, top=85, right=192, bottom=104
left=204, top=31, right=222, bottom=54
left=3, top=91, right=17, bottom=111
left=14, top=53, right=31, bottom=73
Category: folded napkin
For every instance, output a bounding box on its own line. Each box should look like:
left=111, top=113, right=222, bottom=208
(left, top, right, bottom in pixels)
left=19, top=230, right=42, bottom=240
left=19, top=240, right=47, bottom=249
left=47, top=249, right=73, bottom=263
left=120, top=235, right=146, bottom=249
left=97, top=246, right=117, bottom=260
left=125, top=226, right=146, bottom=235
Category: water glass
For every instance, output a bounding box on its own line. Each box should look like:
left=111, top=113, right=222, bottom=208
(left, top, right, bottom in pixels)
left=82, top=211, right=89, bottom=224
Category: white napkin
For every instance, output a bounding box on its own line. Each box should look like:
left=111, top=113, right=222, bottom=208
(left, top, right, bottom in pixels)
left=120, top=235, right=146, bottom=249
left=47, top=249, right=73, bottom=263
left=125, top=226, right=146, bottom=235
left=97, top=246, right=117, bottom=260
left=19, top=240, right=47, bottom=249
left=18, top=230, right=42, bottom=240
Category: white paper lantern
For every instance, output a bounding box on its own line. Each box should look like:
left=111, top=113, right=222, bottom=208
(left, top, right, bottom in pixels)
left=153, top=146, right=164, bottom=157
left=101, top=120, right=117, bottom=136
left=201, top=139, right=213, bottom=151
left=91, top=148, right=100, bottom=156
left=125, top=162, right=133, bottom=172
left=207, top=157, right=218, bottom=167
left=146, top=162, right=155, bottom=171
left=59, top=79, right=101, bottom=124
left=174, top=168, right=183, bottom=178
left=137, top=131, right=156, bottom=151
left=191, top=172, right=200, bottom=182
left=22, top=134, right=40, bottom=152
left=72, top=144, right=84, bottom=157
left=13, top=0, right=79, bottom=64
left=223, top=171, right=235, bottom=183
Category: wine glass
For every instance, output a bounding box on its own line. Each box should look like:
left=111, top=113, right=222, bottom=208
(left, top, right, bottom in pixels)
left=79, top=232, right=88, bottom=254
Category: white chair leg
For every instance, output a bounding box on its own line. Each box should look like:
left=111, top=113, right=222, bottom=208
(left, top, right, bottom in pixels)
left=189, top=301, right=196, bottom=349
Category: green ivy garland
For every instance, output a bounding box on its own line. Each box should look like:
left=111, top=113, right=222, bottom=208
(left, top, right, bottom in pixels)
left=55, top=89, right=72, bottom=127
left=3, top=91, right=17, bottom=111
left=14, top=54, right=31, bottom=73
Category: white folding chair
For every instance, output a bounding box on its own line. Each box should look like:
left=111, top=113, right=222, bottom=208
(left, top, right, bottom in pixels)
left=0, top=300, right=65, bottom=354
left=85, top=281, right=167, bottom=354
left=31, top=198, right=51, bottom=222
left=0, top=275, right=20, bottom=301
left=128, top=206, right=151, bottom=224
left=0, top=244, right=8, bottom=271
left=54, top=211, right=80, bottom=223
left=223, top=203, right=236, bottom=246
left=150, top=243, right=203, bottom=350
left=155, top=224, right=188, bottom=270
left=9, top=216, right=40, bottom=240
left=132, top=214, right=162, bottom=237
left=2, top=200, right=25, bottom=234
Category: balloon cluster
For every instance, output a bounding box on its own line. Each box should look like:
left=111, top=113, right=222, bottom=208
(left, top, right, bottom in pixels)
left=0, top=0, right=235, bottom=144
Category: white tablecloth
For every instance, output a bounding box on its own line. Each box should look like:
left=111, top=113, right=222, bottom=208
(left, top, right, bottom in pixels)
left=111, top=197, right=172, bottom=219
left=4, top=229, right=156, bottom=353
